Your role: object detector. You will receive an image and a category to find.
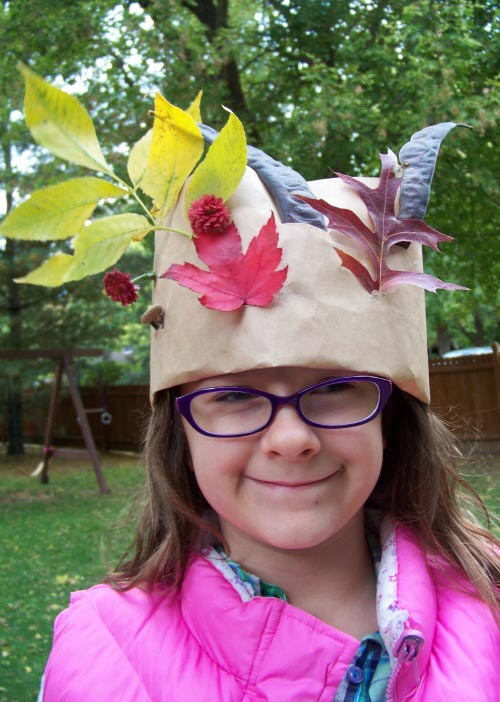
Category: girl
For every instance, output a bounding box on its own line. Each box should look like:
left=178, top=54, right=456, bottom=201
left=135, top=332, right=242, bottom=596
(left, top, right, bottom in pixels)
left=37, top=113, right=499, bottom=700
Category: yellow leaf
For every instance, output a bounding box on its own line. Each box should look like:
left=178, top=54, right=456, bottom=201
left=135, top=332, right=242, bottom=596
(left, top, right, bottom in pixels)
left=185, top=108, right=247, bottom=211
left=66, top=213, right=152, bottom=281
left=15, top=214, right=151, bottom=287
left=19, top=63, right=111, bottom=173
left=0, top=177, right=127, bottom=241
left=186, top=91, right=203, bottom=123
left=127, top=129, right=152, bottom=188
left=15, top=253, right=74, bottom=286
left=139, top=93, right=203, bottom=216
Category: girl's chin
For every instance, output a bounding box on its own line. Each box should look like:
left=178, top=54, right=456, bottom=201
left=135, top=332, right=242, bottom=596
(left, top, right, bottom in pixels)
left=225, top=521, right=353, bottom=555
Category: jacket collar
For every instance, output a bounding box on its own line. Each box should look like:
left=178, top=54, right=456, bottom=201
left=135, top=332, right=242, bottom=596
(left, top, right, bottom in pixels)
left=377, top=517, right=434, bottom=695
left=180, top=516, right=435, bottom=691
left=180, top=555, right=360, bottom=695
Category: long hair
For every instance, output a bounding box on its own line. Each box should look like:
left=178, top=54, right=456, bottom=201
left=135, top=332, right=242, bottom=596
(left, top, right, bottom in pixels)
left=106, top=386, right=499, bottom=613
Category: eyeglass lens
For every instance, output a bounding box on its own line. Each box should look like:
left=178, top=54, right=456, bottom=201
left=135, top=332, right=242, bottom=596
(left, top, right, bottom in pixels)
left=188, top=379, right=381, bottom=436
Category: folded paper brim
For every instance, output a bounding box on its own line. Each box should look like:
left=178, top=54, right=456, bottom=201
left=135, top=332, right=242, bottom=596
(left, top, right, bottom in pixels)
left=150, top=168, right=429, bottom=402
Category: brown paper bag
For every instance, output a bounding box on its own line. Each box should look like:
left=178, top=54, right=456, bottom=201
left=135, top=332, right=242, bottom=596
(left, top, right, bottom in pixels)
left=150, top=169, right=429, bottom=402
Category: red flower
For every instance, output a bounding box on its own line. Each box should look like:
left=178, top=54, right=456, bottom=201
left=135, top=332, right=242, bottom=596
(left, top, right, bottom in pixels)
left=188, top=195, right=232, bottom=235
left=103, top=269, right=139, bottom=306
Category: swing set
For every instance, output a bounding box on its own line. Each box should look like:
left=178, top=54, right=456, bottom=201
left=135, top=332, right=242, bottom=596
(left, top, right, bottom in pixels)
left=0, top=348, right=110, bottom=494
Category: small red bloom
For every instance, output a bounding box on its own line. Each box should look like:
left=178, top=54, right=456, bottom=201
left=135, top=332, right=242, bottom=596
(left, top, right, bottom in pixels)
left=103, top=269, right=139, bottom=306
left=188, top=194, right=232, bottom=235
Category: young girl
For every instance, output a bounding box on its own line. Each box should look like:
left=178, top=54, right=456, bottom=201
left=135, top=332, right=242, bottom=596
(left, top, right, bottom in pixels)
left=37, top=111, right=498, bottom=700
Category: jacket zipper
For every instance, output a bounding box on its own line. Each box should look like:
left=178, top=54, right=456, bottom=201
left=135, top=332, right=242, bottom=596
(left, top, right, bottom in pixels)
left=386, top=632, right=424, bottom=702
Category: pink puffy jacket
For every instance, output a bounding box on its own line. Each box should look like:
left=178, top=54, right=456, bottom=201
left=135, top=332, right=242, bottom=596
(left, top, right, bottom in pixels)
left=42, top=519, right=499, bottom=702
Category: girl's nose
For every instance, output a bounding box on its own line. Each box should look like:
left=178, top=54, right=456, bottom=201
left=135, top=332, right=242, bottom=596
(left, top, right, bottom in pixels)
left=260, top=405, right=321, bottom=461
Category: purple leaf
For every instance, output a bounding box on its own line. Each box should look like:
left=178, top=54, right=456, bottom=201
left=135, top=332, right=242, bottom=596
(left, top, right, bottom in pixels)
left=334, top=248, right=376, bottom=293
left=380, top=270, right=469, bottom=293
left=301, top=149, right=465, bottom=293
left=297, top=195, right=378, bottom=269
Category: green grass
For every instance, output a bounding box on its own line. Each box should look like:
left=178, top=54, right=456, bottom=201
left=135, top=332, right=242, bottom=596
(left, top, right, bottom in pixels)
left=0, top=449, right=142, bottom=702
left=0, top=445, right=498, bottom=702
left=457, top=444, right=500, bottom=532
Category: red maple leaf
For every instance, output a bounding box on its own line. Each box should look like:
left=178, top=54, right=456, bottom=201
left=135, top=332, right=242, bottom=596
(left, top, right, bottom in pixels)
left=297, top=150, right=467, bottom=293
left=161, top=213, right=288, bottom=311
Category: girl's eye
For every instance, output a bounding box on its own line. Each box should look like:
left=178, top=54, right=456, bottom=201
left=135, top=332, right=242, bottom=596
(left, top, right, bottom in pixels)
left=213, top=390, right=254, bottom=403
left=312, top=382, right=351, bottom=394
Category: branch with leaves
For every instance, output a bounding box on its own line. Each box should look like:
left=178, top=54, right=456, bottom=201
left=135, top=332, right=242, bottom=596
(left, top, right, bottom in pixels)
left=0, top=64, right=248, bottom=299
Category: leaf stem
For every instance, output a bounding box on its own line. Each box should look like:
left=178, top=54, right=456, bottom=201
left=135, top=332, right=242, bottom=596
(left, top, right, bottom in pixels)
left=105, top=174, right=192, bottom=238
left=150, top=225, right=193, bottom=238
left=132, top=271, right=156, bottom=283
left=107, top=172, right=155, bottom=222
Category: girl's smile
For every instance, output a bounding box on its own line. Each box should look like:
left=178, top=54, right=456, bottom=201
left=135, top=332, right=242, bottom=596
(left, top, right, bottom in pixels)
left=246, top=469, right=342, bottom=489
left=181, top=367, right=385, bottom=558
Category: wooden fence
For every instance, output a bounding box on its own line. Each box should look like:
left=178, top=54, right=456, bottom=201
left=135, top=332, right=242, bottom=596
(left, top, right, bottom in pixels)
left=22, top=384, right=150, bottom=453
left=429, top=346, right=500, bottom=440
left=20, top=348, right=500, bottom=451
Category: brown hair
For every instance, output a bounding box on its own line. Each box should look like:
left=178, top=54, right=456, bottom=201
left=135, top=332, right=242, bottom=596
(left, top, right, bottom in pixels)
left=107, top=386, right=499, bottom=614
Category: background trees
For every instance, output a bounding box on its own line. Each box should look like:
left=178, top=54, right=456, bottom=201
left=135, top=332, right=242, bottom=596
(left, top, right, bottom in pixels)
left=1, top=0, right=498, bottom=377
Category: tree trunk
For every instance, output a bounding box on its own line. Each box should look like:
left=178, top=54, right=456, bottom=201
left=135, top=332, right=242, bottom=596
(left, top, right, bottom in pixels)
left=3, top=143, right=25, bottom=454
left=136, top=0, right=260, bottom=141
left=7, top=379, right=24, bottom=455
left=437, top=324, right=452, bottom=356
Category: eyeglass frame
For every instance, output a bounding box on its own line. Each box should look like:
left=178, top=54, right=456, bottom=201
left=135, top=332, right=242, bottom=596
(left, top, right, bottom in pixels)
left=176, top=374, right=393, bottom=438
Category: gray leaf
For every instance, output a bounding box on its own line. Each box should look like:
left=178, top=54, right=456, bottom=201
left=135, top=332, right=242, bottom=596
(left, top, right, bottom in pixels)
left=398, top=122, right=470, bottom=220
left=200, top=124, right=326, bottom=230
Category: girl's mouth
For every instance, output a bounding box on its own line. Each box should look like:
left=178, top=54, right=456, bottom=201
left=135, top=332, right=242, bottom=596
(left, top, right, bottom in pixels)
left=247, top=471, right=341, bottom=489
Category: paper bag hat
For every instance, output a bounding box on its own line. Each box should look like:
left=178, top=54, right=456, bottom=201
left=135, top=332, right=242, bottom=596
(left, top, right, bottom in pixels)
left=0, top=75, right=466, bottom=404
left=149, top=122, right=465, bottom=402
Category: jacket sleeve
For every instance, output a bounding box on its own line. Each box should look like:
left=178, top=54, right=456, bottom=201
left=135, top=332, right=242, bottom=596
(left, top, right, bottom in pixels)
left=42, top=591, right=154, bottom=702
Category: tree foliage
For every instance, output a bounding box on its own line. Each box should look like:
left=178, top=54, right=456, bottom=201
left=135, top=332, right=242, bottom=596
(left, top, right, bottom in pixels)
left=0, top=0, right=157, bottom=368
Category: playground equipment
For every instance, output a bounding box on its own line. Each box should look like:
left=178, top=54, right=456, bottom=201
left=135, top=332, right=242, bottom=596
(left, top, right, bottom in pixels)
left=0, top=349, right=109, bottom=494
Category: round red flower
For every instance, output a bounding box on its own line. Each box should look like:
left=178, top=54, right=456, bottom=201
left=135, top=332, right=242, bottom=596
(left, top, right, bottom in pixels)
left=103, top=269, right=139, bottom=306
left=188, top=194, right=232, bottom=235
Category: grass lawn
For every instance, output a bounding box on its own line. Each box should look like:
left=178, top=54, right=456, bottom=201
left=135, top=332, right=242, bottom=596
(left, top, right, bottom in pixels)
left=0, top=448, right=142, bottom=702
left=0, top=444, right=498, bottom=702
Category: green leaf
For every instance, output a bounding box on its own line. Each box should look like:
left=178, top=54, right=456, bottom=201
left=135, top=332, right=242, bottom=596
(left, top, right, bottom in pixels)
left=127, top=129, right=152, bottom=189
left=15, top=253, right=74, bottom=286
left=139, top=93, right=203, bottom=217
left=185, top=108, right=247, bottom=211
left=14, top=214, right=151, bottom=287
left=67, top=213, right=152, bottom=281
left=0, top=177, right=127, bottom=241
left=19, top=63, right=111, bottom=173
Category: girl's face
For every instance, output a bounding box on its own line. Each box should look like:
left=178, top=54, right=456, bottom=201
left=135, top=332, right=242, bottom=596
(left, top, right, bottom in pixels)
left=181, top=367, right=385, bottom=558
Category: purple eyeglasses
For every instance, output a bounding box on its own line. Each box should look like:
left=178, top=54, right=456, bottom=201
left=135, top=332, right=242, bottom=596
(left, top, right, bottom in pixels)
left=176, top=375, right=392, bottom=438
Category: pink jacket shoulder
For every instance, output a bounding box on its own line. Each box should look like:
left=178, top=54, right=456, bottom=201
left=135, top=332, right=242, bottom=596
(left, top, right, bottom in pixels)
left=43, top=585, right=186, bottom=701
left=42, top=520, right=500, bottom=702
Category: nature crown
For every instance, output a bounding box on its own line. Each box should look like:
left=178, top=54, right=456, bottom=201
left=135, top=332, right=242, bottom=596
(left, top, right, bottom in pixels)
left=1, top=66, right=466, bottom=402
